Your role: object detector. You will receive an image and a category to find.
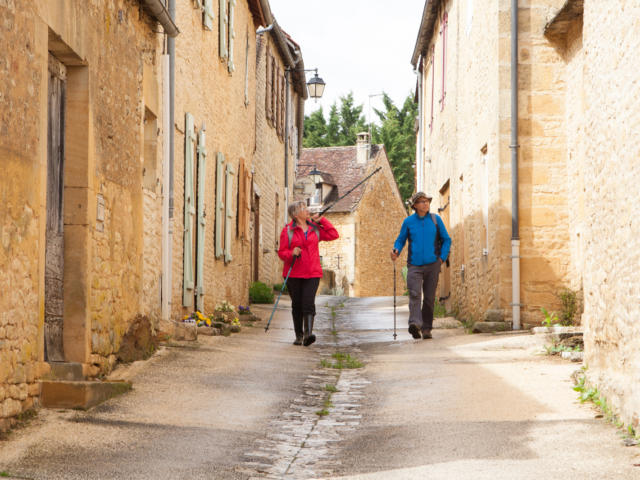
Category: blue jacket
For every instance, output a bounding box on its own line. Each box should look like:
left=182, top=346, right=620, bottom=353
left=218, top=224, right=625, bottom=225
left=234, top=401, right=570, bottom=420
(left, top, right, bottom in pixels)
left=393, top=213, right=451, bottom=266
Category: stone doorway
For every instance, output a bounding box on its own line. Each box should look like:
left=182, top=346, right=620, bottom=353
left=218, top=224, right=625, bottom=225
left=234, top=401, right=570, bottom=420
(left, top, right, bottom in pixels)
left=252, top=193, right=260, bottom=282
left=44, top=54, right=66, bottom=362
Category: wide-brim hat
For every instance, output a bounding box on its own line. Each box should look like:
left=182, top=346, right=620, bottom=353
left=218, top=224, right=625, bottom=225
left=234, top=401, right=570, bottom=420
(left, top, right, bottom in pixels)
left=410, top=191, right=433, bottom=207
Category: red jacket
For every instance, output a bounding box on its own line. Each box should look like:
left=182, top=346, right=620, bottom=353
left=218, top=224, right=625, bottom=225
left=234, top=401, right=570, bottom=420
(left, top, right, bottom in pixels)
left=278, top=217, right=339, bottom=278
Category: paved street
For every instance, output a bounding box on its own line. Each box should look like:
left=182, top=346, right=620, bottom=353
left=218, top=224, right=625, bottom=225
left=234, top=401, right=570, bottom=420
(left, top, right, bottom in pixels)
left=1, top=296, right=639, bottom=479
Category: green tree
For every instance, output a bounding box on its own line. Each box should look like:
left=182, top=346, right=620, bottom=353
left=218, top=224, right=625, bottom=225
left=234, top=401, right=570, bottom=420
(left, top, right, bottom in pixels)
left=303, top=92, right=367, bottom=148
left=371, top=93, right=417, bottom=203
left=303, top=92, right=417, bottom=203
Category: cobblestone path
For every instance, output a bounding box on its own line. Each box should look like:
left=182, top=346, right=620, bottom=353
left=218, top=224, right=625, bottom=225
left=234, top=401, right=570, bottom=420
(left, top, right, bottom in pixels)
left=239, top=298, right=370, bottom=479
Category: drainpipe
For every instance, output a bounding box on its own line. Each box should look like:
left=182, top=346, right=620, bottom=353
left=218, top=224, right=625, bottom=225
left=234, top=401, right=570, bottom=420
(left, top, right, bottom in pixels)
left=510, top=0, right=521, bottom=330
left=415, top=63, right=424, bottom=192
left=165, top=0, right=176, bottom=320
left=162, top=51, right=170, bottom=321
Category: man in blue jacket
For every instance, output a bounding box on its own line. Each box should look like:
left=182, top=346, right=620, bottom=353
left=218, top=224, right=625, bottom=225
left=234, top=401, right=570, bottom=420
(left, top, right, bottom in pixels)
left=391, top=192, right=451, bottom=339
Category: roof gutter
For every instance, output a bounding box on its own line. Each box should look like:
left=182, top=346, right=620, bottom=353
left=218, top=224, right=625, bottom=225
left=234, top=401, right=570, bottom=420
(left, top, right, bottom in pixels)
left=139, top=0, right=179, bottom=37
left=411, top=0, right=439, bottom=67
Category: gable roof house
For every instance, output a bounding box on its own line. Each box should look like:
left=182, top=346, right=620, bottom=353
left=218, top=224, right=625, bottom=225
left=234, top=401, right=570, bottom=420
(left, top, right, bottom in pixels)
left=296, top=133, right=406, bottom=297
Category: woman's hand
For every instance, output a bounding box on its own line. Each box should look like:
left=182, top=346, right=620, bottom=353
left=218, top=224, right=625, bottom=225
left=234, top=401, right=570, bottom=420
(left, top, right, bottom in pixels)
left=292, top=247, right=301, bottom=257
left=310, top=213, right=322, bottom=223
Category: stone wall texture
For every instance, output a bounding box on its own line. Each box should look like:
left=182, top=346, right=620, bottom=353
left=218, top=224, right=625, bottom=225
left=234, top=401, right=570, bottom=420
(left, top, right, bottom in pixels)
left=0, top=0, right=161, bottom=426
left=253, top=34, right=301, bottom=287
left=420, top=0, right=578, bottom=324
left=418, top=0, right=640, bottom=428
left=580, top=0, right=640, bottom=432
left=172, top=0, right=258, bottom=317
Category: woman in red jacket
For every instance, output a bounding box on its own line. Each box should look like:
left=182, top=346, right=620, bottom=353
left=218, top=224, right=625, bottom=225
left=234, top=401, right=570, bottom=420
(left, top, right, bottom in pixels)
left=278, top=200, right=339, bottom=346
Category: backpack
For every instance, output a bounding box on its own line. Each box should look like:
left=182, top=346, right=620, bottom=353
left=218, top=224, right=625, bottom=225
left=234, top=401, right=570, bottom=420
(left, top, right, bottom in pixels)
left=430, top=213, right=449, bottom=267
left=287, top=221, right=320, bottom=247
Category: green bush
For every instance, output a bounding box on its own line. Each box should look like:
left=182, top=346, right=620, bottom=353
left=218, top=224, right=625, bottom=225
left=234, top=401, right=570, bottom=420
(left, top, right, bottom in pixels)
left=249, top=281, right=274, bottom=304
left=273, top=282, right=288, bottom=293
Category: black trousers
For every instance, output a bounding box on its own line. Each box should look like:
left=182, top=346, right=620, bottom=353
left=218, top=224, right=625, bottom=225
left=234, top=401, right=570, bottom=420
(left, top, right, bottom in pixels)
left=287, top=277, right=320, bottom=337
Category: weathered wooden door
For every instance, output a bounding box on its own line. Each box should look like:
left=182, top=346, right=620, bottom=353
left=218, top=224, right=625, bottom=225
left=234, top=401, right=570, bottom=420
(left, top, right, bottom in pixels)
left=45, top=54, right=66, bottom=362
left=438, top=183, right=451, bottom=307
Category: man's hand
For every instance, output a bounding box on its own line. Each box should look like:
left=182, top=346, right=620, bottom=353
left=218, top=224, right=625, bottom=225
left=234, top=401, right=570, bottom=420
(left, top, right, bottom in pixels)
left=292, top=247, right=301, bottom=257
left=390, top=249, right=399, bottom=261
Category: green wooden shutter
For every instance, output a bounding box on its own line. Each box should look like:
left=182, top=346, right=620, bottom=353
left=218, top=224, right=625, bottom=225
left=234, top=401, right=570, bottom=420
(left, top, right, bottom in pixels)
left=224, top=162, right=235, bottom=263
left=203, top=0, right=214, bottom=31
left=195, top=125, right=207, bottom=312
left=227, top=0, right=236, bottom=73
left=215, top=152, right=225, bottom=259
left=219, top=0, right=228, bottom=60
left=183, top=113, right=196, bottom=307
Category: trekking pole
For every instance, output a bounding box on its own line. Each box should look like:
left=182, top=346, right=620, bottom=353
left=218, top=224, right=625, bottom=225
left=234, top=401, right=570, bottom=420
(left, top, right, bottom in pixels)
left=317, top=167, right=382, bottom=217
left=393, top=260, right=397, bottom=340
left=265, top=256, right=297, bottom=333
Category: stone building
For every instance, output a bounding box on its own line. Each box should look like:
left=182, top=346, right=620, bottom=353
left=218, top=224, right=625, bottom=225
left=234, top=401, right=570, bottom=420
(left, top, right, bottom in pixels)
left=412, top=0, right=640, bottom=430
left=297, top=134, right=406, bottom=297
left=0, top=0, right=176, bottom=428
left=172, top=0, right=308, bottom=317
left=252, top=9, right=307, bottom=287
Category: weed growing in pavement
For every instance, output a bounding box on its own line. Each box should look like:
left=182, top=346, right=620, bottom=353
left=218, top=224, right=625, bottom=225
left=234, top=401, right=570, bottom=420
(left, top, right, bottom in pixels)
left=315, top=408, right=329, bottom=417
left=434, top=299, right=447, bottom=318
left=541, top=307, right=560, bottom=327
left=321, top=352, right=363, bottom=369
left=459, top=315, right=476, bottom=334
left=544, top=342, right=583, bottom=355
left=573, top=370, right=639, bottom=445
left=325, top=384, right=338, bottom=392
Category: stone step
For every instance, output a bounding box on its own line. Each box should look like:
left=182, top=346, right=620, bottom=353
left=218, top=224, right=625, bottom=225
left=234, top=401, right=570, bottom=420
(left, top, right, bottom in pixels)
left=46, top=362, right=84, bottom=381
left=40, top=380, right=132, bottom=410
left=472, top=321, right=512, bottom=333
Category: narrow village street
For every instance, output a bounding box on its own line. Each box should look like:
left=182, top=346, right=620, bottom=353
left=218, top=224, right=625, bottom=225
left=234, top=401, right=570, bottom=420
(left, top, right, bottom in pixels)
left=1, top=296, right=638, bottom=480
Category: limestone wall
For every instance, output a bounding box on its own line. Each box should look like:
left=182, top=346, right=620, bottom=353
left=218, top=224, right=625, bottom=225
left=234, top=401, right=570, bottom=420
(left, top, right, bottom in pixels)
left=354, top=153, right=407, bottom=297
left=318, top=213, right=356, bottom=296
left=0, top=0, right=160, bottom=426
left=172, top=0, right=258, bottom=317
left=581, top=0, right=640, bottom=430
left=253, top=34, right=301, bottom=287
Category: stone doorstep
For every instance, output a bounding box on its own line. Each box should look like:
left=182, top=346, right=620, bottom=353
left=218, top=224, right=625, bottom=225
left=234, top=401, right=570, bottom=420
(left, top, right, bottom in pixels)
left=40, top=379, right=132, bottom=410
left=44, top=362, right=84, bottom=381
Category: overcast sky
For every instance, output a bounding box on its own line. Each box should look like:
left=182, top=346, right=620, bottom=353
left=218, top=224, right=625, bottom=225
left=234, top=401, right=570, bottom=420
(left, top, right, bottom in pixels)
left=267, top=0, right=426, bottom=122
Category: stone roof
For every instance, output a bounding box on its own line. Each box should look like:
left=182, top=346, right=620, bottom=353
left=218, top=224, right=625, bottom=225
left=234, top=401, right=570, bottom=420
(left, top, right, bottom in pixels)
left=298, top=144, right=382, bottom=213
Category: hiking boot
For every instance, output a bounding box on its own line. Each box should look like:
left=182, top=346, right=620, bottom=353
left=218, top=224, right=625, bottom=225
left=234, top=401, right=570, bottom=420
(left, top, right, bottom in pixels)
left=408, top=323, right=421, bottom=339
left=293, top=335, right=303, bottom=345
left=303, top=314, right=316, bottom=346
left=422, top=330, right=432, bottom=339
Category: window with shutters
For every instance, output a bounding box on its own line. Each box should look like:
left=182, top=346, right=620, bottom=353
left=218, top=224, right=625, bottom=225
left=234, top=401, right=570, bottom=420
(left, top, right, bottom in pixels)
left=183, top=113, right=196, bottom=307
left=265, top=47, right=272, bottom=121
left=275, top=67, right=281, bottom=137
left=224, top=163, right=235, bottom=263
left=228, top=0, right=236, bottom=73
left=270, top=56, right=277, bottom=126
left=203, top=0, right=214, bottom=30
left=279, top=69, right=285, bottom=140
left=439, top=11, right=448, bottom=111
left=429, top=46, right=435, bottom=132
left=244, top=31, right=250, bottom=106
left=215, top=152, right=225, bottom=259
left=219, top=0, right=228, bottom=60
left=237, top=158, right=251, bottom=240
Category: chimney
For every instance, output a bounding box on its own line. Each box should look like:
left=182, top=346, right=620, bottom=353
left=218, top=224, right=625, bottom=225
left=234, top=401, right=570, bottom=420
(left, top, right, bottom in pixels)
left=356, top=131, right=369, bottom=164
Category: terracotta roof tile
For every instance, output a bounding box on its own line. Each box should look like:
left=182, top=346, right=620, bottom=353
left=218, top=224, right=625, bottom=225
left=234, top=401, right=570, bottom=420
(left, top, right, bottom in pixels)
left=298, top=145, right=381, bottom=213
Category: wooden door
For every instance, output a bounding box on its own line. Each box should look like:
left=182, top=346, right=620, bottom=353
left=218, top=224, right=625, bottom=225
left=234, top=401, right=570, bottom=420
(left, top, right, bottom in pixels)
left=45, top=54, right=66, bottom=362
left=438, top=182, right=451, bottom=307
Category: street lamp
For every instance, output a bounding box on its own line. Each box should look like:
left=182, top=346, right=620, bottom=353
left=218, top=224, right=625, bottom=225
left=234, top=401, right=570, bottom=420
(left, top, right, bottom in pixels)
left=306, top=70, right=326, bottom=102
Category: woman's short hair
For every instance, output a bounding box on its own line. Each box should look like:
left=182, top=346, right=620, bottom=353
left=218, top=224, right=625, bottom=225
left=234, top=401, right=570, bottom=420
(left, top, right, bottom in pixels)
left=288, top=200, right=306, bottom=219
